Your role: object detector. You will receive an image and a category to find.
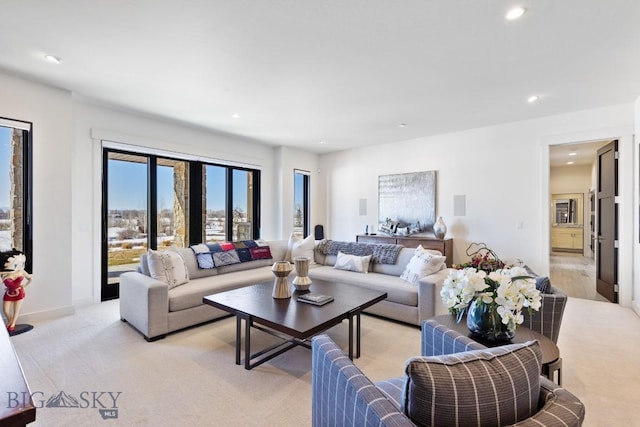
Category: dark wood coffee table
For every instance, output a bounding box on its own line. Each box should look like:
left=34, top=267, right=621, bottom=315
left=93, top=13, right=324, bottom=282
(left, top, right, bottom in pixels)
left=203, top=278, right=387, bottom=370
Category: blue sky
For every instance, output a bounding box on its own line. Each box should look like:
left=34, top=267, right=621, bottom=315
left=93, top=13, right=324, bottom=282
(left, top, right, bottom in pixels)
left=0, top=126, right=11, bottom=208
left=107, top=159, right=247, bottom=212
left=294, top=172, right=304, bottom=210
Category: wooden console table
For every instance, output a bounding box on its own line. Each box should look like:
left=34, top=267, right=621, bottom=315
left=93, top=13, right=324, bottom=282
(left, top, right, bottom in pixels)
left=0, top=326, right=36, bottom=426
left=356, top=234, right=453, bottom=267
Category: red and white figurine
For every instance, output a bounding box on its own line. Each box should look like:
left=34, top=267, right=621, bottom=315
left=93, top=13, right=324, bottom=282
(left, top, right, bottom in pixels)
left=1, top=250, right=32, bottom=334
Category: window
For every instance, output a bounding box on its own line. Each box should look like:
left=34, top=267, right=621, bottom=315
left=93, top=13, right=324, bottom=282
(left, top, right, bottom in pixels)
left=102, top=146, right=260, bottom=300
left=232, top=169, right=254, bottom=241
left=0, top=118, right=32, bottom=272
left=204, top=165, right=226, bottom=242
left=103, top=151, right=149, bottom=300
left=293, top=169, right=310, bottom=237
left=202, top=165, right=259, bottom=242
left=156, top=158, right=189, bottom=249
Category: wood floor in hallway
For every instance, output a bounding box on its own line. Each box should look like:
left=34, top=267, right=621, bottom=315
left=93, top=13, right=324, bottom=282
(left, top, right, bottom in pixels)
left=549, top=251, right=609, bottom=302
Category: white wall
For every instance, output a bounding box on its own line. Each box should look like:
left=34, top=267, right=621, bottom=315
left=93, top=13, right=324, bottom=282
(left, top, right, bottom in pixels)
left=274, top=146, right=322, bottom=238
left=0, top=73, right=74, bottom=320
left=550, top=165, right=592, bottom=194
left=320, top=103, right=636, bottom=307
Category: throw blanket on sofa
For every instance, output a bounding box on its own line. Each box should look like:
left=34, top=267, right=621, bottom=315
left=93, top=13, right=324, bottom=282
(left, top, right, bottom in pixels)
left=190, top=240, right=272, bottom=269
left=316, top=240, right=402, bottom=265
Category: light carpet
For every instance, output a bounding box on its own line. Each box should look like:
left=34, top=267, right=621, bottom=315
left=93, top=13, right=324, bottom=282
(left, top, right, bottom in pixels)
left=9, top=297, right=640, bottom=426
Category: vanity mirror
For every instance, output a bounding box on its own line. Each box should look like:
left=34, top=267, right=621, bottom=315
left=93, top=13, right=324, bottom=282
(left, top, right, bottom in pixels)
left=551, top=193, right=583, bottom=226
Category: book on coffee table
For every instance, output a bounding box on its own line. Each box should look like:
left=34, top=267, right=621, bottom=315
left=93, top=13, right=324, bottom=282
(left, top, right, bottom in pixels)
left=297, top=293, right=334, bottom=306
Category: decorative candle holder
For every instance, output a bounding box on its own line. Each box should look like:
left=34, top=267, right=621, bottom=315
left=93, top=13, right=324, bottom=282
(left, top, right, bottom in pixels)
left=292, top=256, right=312, bottom=291
left=271, top=261, right=293, bottom=299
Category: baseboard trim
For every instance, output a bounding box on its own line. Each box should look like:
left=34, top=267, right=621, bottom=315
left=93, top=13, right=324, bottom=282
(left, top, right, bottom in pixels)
left=18, top=305, right=75, bottom=324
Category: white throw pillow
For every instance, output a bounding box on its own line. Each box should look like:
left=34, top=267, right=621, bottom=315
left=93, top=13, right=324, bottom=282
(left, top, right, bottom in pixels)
left=147, top=249, right=189, bottom=289
left=415, top=244, right=443, bottom=257
left=286, top=233, right=316, bottom=264
left=333, top=251, right=372, bottom=274
left=400, top=248, right=446, bottom=285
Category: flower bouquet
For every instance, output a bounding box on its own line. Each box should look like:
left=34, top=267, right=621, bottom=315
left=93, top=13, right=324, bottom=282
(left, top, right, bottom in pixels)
left=454, top=242, right=507, bottom=273
left=441, top=245, right=541, bottom=341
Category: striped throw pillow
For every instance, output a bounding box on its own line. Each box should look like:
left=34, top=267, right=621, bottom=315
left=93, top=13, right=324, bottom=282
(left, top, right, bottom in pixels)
left=402, top=340, right=542, bottom=426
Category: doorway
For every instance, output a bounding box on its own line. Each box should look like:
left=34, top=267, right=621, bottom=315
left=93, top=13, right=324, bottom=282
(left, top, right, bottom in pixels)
left=548, top=139, right=615, bottom=302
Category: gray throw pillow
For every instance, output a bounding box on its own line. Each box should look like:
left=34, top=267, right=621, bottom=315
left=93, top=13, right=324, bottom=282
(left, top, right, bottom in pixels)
left=402, top=340, right=542, bottom=427
left=535, top=276, right=551, bottom=293
left=523, top=265, right=551, bottom=293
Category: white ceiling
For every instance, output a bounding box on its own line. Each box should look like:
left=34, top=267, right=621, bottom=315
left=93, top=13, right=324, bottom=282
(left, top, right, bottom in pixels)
left=1, top=1, right=639, bottom=154
left=549, top=140, right=611, bottom=168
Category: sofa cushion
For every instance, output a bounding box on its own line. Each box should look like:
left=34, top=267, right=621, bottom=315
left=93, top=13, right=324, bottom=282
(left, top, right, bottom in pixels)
left=308, top=266, right=418, bottom=306
left=268, top=240, right=288, bottom=263
left=375, top=377, right=405, bottom=410
left=212, top=249, right=241, bottom=266
left=217, top=258, right=272, bottom=274
left=147, top=249, right=189, bottom=289
left=168, top=266, right=274, bottom=312
left=402, top=340, right=542, bottom=427
left=400, top=246, right=447, bottom=285
left=286, top=233, right=316, bottom=263
left=139, top=250, right=150, bottom=276
left=176, top=247, right=218, bottom=280
left=190, top=243, right=217, bottom=269
left=369, top=247, right=413, bottom=276
left=333, top=251, right=372, bottom=273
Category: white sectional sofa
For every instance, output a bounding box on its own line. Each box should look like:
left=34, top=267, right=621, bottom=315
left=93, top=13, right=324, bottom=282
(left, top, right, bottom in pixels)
left=119, top=238, right=450, bottom=341
left=311, top=244, right=450, bottom=325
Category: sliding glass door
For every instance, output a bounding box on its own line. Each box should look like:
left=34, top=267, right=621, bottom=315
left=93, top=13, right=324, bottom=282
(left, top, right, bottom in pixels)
left=0, top=119, right=32, bottom=270
left=232, top=169, right=254, bottom=241
left=204, top=165, right=226, bottom=243
left=103, top=152, right=148, bottom=300
left=102, top=147, right=260, bottom=300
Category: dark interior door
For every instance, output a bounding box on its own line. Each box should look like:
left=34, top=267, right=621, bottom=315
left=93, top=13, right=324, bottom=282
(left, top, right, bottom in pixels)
left=596, top=140, right=618, bottom=302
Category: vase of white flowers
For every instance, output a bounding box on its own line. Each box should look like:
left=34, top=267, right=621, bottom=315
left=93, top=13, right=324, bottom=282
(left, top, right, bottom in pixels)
left=440, top=266, right=542, bottom=342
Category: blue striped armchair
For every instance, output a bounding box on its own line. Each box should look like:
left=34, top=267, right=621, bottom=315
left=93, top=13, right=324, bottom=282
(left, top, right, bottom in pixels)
left=311, top=331, right=584, bottom=427
left=522, top=282, right=568, bottom=344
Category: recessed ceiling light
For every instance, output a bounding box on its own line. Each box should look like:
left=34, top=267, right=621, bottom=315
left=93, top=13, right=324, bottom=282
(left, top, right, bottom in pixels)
left=398, top=123, right=407, bottom=128
left=506, top=7, right=526, bottom=20
left=567, top=161, right=574, bottom=165
left=527, top=95, right=539, bottom=103
left=231, top=113, right=240, bottom=119
left=44, top=54, right=61, bottom=64
left=319, top=140, right=326, bottom=145
left=568, top=152, right=577, bottom=156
